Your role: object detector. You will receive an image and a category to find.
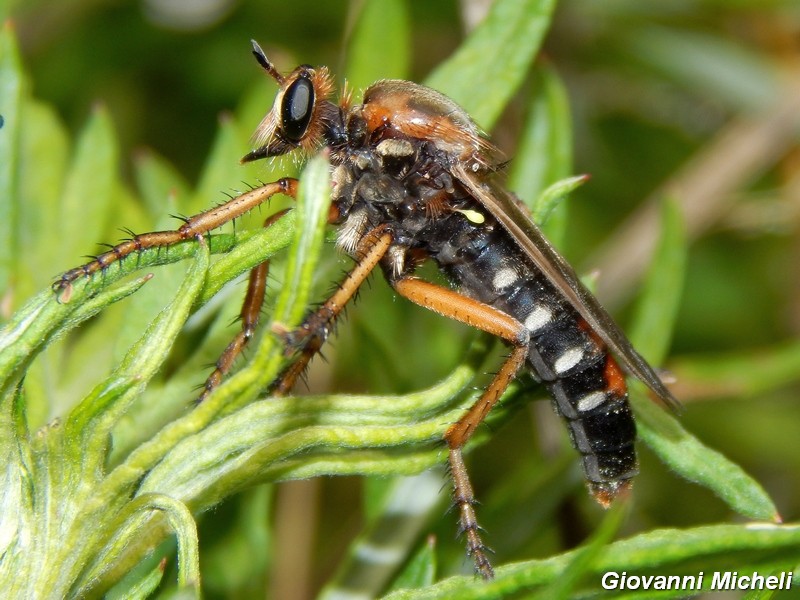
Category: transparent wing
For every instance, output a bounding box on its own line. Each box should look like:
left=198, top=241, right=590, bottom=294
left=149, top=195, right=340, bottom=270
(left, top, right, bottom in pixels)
left=454, top=164, right=680, bottom=411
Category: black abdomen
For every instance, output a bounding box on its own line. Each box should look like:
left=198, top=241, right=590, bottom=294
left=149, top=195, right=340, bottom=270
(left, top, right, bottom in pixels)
left=423, top=209, right=638, bottom=496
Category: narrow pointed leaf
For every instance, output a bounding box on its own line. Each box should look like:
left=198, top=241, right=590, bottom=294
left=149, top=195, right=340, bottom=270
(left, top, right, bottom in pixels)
left=64, top=241, right=210, bottom=466
left=633, top=393, right=779, bottom=522
left=0, top=22, right=23, bottom=301
left=77, top=494, right=200, bottom=598
left=425, top=0, right=556, bottom=129
left=531, top=176, right=587, bottom=234
left=628, top=197, right=686, bottom=365
left=134, top=149, right=189, bottom=219
left=105, top=559, right=166, bottom=600
left=625, top=199, right=775, bottom=520
left=271, top=152, right=331, bottom=327
left=191, top=115, right=247, bottom=215
left=59, top=105, right=118, bottom=266
left=532, top=502, right=626, bottom=600
left=389, top=535, right=438, bottom=591
left=346, top=0, right=410, bottom=93
left=508, top=65, right=573, bottom=243
left=383, top=523, right=800, bottom=599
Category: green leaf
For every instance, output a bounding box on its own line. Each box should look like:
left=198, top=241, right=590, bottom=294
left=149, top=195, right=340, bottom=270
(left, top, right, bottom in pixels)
left=270, top=152, right=331, bottom=329
left=16, top=99, right=69, bottom=302
left=426, top=0, right=556, bottom=129
left=84, top=347, right=478, bottom=596
left=671, top=339, right=800, bottom=401
left=191, top=114, right=248, bottom=216
left=622, top=26, right=779, bottom=113
left=12, top=269, right=169, bottom=382
left=530, top=175, right=588, bottom=234
left=0, top=22, right=23, bottom=306
left=508, top=65, right=574, bottom=243
left=390, top=534, right=438, bottom=591
left=633, top=393, right=779, bottom=522
left=383, top=523, right=800, bottom=599
left=59, top=157, right=332, bottom=595
left=345, top=0, right=410, bottom=93
left=105, top=558, right=166, bottom=600
left=199, top=210, right=296, bottom=304
left=64, top=239, right=209, bottom=470
left=134, top=148, right=189, bottom=219
left=201, top=486, right=272, bottom=593
left=531, top=501, right=627, bottom=600
left=139, top=376, right=470, bottom=504
left=59, top=104, right=119, bottom=268
left=0, top=385, right=32, bottom=575
left=9, top=245, right=211, bottom=597
left=625, top=198, right=775, bottom=519
left=78, top=494, right=200, bottom=598
left=628, top=197, right=686, bottom=365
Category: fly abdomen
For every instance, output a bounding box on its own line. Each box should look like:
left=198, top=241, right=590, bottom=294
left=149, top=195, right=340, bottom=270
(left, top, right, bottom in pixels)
left=498, top=265, right=639, bottom=500
left=548, top=355, right=637, bottom=502
left=427, top=212, right=638, bottom=501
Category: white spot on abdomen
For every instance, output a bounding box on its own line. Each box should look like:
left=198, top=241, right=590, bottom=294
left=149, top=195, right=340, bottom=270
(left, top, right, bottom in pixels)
left=576, top=391, right=606, bottom=412
left=492, top=267, right=517, bottom=290
left=554, top=346, right=584, bottom=374
left=524, top=305, right=553, bottom=332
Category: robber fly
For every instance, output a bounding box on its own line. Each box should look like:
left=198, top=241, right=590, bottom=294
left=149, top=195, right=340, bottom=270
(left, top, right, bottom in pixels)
left=55, top=41, right=679, bottom=579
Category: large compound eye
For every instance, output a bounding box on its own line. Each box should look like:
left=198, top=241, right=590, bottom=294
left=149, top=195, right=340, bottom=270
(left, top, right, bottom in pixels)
left=281, top=74, right=315, bottom=142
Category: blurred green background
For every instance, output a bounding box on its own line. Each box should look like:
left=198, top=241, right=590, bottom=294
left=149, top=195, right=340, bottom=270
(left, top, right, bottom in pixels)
left=4, top=0, right=800, bottom=597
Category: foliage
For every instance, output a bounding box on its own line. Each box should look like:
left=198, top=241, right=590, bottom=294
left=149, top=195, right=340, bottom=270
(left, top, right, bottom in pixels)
left=2, top=0, right=800, bottom=598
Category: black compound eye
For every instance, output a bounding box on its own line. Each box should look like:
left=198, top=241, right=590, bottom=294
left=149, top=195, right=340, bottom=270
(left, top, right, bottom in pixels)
left=281, top=75, right=315, bottom=143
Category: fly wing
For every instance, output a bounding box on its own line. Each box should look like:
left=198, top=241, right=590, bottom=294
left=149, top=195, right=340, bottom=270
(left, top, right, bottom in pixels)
left=454, top=164, right=680, bottom=411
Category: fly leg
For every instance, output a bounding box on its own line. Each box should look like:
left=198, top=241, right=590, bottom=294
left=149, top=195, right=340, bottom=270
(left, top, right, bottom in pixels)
left=271, top=226, right=393, bottom=396
left=54, top=178, right=298, bottom=301
left=197, top=209, right=293, bottom=403
left=391, top=277, right=530, bottom=580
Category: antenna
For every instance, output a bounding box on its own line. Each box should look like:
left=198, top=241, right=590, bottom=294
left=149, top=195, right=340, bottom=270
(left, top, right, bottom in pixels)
left=250, top=40, right=285, bottom=84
